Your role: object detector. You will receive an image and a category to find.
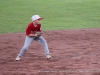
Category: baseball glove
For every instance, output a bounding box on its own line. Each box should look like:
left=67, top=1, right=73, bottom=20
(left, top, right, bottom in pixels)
left=34, top=32, right=41, bottom=40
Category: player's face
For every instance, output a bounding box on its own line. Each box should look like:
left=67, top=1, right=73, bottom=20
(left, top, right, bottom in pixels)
left=35, top=20, right=41, bottom=25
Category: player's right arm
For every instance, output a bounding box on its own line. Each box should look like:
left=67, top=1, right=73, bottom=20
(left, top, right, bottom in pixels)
left=28, top=33, right=37, bottom=37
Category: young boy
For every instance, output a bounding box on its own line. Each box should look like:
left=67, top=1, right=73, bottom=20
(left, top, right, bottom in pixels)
left=15, top=15, right=52, bottom=61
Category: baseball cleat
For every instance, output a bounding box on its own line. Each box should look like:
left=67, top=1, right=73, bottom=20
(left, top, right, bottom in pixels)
left=46, top=54, right=52, bottom=60
left=15, top=56, right=21, bottom=61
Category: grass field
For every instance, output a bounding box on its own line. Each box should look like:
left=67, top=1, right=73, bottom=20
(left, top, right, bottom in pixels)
left=0, top=0, right=100, bottom=33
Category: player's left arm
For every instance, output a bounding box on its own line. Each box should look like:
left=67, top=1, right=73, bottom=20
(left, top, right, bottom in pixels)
left=36, top=24, right=42, bottom=34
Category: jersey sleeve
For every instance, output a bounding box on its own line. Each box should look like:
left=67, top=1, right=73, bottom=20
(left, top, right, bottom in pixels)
left=26, top=25, right=31, bottom=36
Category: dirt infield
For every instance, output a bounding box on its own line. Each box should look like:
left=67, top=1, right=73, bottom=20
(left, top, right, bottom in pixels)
left=0, top=28, right=100, bottom=75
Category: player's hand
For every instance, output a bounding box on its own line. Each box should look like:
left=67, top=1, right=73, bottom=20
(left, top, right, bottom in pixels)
left=35, top=32, right=41, bottom=37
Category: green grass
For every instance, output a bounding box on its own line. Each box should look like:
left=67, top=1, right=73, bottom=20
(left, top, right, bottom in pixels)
left=0, top=0, right=100, bottom=33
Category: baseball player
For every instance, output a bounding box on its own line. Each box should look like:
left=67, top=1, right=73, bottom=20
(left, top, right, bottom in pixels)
left=15, top=15, right=52, bottom=61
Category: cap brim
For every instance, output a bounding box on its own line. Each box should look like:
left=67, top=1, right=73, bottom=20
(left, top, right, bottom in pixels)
left=37, top=18, right=43, bottom=21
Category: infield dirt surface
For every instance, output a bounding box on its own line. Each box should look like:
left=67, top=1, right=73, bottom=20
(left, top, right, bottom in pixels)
left=0, top=28, right=100, bottom=75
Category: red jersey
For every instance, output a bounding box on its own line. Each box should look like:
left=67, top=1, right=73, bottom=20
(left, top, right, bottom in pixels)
left=26, top=22, right=42, bottom=36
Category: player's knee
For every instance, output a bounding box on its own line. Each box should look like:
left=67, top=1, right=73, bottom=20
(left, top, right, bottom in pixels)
left=22, top=47, right=28, bottom=51
left=42, top=40, right=47, bottom=44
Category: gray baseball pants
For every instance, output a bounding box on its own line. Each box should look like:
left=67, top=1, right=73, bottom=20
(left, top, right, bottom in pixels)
left=18, top=36, right=50, bottom=57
